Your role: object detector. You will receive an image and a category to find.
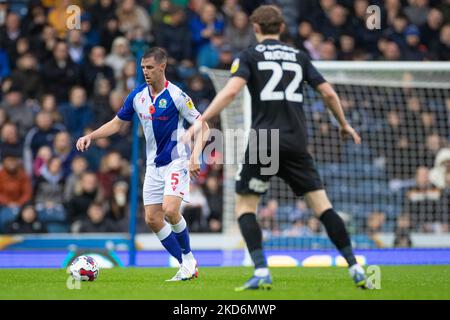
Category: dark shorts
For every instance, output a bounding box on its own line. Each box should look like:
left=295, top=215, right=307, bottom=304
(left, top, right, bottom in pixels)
left=235, top=149, right=324, bottom=197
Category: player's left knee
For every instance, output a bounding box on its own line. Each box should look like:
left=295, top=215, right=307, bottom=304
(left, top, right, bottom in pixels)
left=162, top=204, right=180, bottom=220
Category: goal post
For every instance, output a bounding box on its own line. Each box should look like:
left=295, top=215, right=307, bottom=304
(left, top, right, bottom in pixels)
left=201, top=62, right=450, bottom=249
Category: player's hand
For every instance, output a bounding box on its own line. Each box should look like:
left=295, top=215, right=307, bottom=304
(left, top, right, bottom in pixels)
left=189, top=157, right=201, bottom=180
left=76, top=135, right=92, bottom=152
left=339, top=124, right=361, bottom=144
left=182, top=120, right=203, bottom=144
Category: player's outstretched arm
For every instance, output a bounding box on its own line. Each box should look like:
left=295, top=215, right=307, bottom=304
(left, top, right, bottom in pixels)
left=316, top=82, right=361, bottom=145
left=76, top=116, right=125, bottom=152
left=189, top=120, right=210, bottom=179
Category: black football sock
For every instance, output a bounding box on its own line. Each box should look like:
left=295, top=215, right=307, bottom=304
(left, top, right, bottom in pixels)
left=238, top=212, right=268, bottom=269
left=319, top=208, right=357, bottom=267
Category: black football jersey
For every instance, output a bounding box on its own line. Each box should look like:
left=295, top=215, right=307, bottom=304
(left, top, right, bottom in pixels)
left=230, top=39, right=326, bottom=153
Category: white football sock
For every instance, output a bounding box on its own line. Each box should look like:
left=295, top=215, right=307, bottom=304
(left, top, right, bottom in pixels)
left=254, top=268, right=269, bottom=277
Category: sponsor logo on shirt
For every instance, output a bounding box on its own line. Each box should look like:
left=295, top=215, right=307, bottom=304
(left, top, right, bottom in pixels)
left=186, top=99, right=194, bottom=110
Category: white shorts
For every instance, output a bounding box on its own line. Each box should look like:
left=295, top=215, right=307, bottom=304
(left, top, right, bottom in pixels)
left=143, top=158, right=190, bottom=205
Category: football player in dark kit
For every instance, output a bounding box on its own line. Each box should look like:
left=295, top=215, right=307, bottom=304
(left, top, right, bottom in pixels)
left=187, top=5, right=371, bottom=291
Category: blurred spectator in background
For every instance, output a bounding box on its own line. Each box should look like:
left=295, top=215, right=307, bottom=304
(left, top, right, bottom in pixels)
left=430, top=148, right=450, bottom=189
left=66, top=29, right=86, bottom=65
left=221, top=0, right=242, bottom=23
left=32, top=145, right=52, bottom=178
left=420, top=8, right=444, bottom=51
left=405, top=166, right=443, bottom=232
left=394, top=214, right=412, bottom=247
left=319, top=40, right=337, bottom=60
left=303, top=32, right=323, bottom=60
left=92, top=78, right=114, bottom=127
left=0, top=88, right=34, bottom=138
left=90, top=0, right=117, bottom=32
left=0, top=151, right=32, bottom=231
left=58, top=86, right=94, bottom=139
left=105, top=36, right=133, bottom=81
left=402, top=25, right=427, bottom=60
left=190, top=3, right=225, bottom=56
left=432, top=23, right=450, bottom=60
left=365, top=211, right=386, bottom=247
left=23, top=111, right=64, bottom=175
left=319, top=4, right=351, bottom=44
left=0, top=122, right=22, bottom=161
left=258, top=199, right=279, bottom=235
left=65, top=171, right=101, bottom=225
left=99, top=15, right=124, bottom=53
left=116, top=59, right=137, bottom=94
left=53, top=131, right=78, bottom=177
left=181, top=183, right=209, bottom=232
left=203, top=174, right=223, bottom=233
left=41, top=41, right=80, bottom=103
left=98, top=151, right=128, bottom=199
left=224, top=10, right=255, bottom=54
left=10, top=53, right=43, bottom=100
left=0, top=12, right=23, bottom=65
left=155, top=5, right=193, bottom=65
left=33, top=156, right=66, bottom=222
left=5, top=203, right=47, bottom=234
left=64, top=155, right=88, bottom=202
left=116, top=0, right=152, bottom=35
left=79, top=201, right=118, bottom=233
left=404, top=0, right=430, bottom=27
left=47, top=0, right=72, bottom=39
left=80, top=46, right=115, bottom=98
left=39, top=93, right=63, bottom=125
left=108, top=180, right=129, bottom=231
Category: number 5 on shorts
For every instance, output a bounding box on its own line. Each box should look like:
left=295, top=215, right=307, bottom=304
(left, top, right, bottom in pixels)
left=171, top=172, right=179, bottom=186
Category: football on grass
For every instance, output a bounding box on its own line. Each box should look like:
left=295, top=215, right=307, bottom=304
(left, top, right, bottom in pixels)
left=70, top=255, right=99, bottom=281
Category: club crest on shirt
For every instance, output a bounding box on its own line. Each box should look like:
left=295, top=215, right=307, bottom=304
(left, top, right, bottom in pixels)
left=158, top=99, right=167, bottom=108
left=230, top=58, right=240, bottom=74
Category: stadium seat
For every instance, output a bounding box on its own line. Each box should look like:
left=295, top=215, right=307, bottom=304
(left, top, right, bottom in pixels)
left=45, top=222, right=70, bottom=233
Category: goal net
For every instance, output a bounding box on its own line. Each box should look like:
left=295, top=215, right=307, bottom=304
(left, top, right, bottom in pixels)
left=202, top=62, right=450, bottom=249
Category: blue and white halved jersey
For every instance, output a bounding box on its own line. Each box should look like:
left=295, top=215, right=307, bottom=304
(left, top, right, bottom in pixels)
left=116, top=81, right=201, bottom=167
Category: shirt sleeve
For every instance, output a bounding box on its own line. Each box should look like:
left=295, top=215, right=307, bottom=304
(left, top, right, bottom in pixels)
left=230, top=50, right=251, bottom=80
left=300, top=52, right=326, bottom=88
left=176, top=92, right=201, bottom=124
left=116, top=91, right=136, bottom=121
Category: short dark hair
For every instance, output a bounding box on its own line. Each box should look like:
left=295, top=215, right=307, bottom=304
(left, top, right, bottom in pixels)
left=250, top=5, right=284, bottom=35
left=142, top=47, right=168, bottom=64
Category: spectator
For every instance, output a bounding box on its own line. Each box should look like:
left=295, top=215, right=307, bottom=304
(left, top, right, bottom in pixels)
left=319, top=4, right=351, bottom=44
left=53, top=131, right=78, bottom=177
left=108, top=180, right=129, bottom=231
left=431, top=23, right=450, bottom=60
left=40, top=93, right=63, bottom=125
left=116, top=59, right=137, bottom=94
left=0, top=151, right=33, bottom=212
left=417, top=133, right=444, bottom=168
left=105, top=36, right=133, bottom=81
left=41, top=41, right=80, bottom=103
left=32, top=145, right=52, bottom=178
left=64, top=155, right=88, bottom=202
left=221, top=0, right=242, bottom=23
left=155, top=6, right=193, bottom=64
left=23, top=111, right=64, bottom=174
left=99, top=15, right=124, bottom=53
left=365, top=211, right=386, bottom=247
left=0, top=122, right=22, bottom=161
left=294, top=20, right=313, bottom=52
left=80, top=46, right=116, bottom=97
left=384, top=14, right=409, bottom=50
left=337, top=34, right=357, bottom=60
left=47, top=0, right=73, bottom=39
left=405, top=166, right=443, bottom=232
left=381, top=40, right=402, bottom=60
left=189, top=3, right=225, bottom=55
left=0, top=89, right=34, bottom=137
left=0, top=12, right=23, bottom=64
left=65, top=171, right=100, bottom=224
left=32, top=24, right=58, bottom=63
left=66, top=29, right=86, bottom=65
left=303, top=32, right=323, bottom=60
left=394, top=214, right=412, bottom=247
left=258, top=199, right=279, bottom=235
left=181, top=183, right=209, bottom=232
left=80, top=14, right=100, bottom=50
left=430, top=148, right=450, bottom=189
left=420, top=8, right=444, bottom=51
left=89, top=0, right=117, bottom=31
left=402, top=25, right=427, bottom=60
left=33, top=156, right=66, bottom=222
left=319, top=40, right=337, bottom=60
left=98, top=151, right=127, bottom=199
left=384, top=0, right=403, bottom=27
left=79, top=202, right=118, bottom=233
left=58, top=86, right=95, bottom=139
left=10, top=53, right=44, bottom=100
left=92, top=78, right=114, bottom=127
left=116, top=0, right=152, bottom=35
left=224, top=10, right=255, bottom=54
left=5, top=203, right=47, bottom=234
left=404, top=0, right=430, bottom=27
left=203, top=174, right=223, bottom=233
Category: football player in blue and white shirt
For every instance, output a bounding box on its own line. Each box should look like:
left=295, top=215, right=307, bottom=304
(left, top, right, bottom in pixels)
left=76, top=48, right=209, bottom=281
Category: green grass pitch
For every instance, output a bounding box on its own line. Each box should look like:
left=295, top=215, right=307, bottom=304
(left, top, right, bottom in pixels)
left=0, top=266, right=449, bottom=300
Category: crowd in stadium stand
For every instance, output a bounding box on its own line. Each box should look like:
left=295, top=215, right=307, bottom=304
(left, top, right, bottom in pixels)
left=0, top=0, right=449, bottom=239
